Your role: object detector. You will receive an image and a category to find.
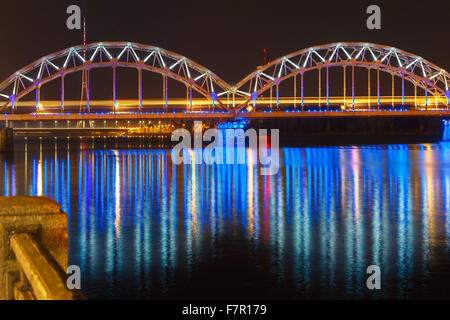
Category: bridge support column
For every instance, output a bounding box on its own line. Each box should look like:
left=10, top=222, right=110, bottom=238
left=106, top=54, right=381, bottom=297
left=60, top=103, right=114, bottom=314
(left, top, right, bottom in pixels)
left=293, top=75, right=297, bottom=109
left=35, top=85, right=41, bottom=112
left=301, top=72, right=304, bottom=110
left=343, top=66, right=346, bottom=107
left=414, top=84, right=417, bottom=109
left=113, top=66, right=117, bottom=114
left=11, top=80, right=17, bottom=114
left=60, top=74, right=65, bottom=111
left=138, top=68, right=142, bottom=110
left=276, top=84, right=279, bottom=108
left=447, top=91, right=450, bottom=109
left=86, top=69, right=90, bottom=113
left=391, top=73, right=395, bottom=107
left=377, top=67, right=380, bottom=109
left=318, top=68, right=321, bottom=108
left=352, top=65, right=355, bottom=109
left=326, top=66, right=329, bottom=109
left=368, top=68, right=371, bottom=109
left=402, top=73, right=405, bottom=106
left=435, top=89, right=438, bottom=109
left=269, top=87, right=272, bottom=110
left=163, top=74, right=167, bottom=111
left=186, top=85, right=189, bottom=112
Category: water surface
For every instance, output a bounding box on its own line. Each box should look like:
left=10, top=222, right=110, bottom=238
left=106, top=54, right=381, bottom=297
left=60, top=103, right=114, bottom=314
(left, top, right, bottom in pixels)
left=1, top=137, right=449, bottom=299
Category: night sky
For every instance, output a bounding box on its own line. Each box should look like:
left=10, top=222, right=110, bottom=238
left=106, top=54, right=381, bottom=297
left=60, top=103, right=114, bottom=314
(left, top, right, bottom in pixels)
left=1, top=0, right=448, bottom=87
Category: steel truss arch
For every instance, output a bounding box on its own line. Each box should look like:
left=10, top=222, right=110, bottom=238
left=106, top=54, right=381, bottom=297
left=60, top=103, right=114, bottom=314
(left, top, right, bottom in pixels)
left=231, top=42, right=450, bottom=111
left=0, top=42, right=230, bottom=112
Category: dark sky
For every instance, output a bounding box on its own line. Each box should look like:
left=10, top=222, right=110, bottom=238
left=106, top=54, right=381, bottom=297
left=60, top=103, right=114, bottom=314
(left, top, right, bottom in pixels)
left=1, top=0, right=448, bottom=85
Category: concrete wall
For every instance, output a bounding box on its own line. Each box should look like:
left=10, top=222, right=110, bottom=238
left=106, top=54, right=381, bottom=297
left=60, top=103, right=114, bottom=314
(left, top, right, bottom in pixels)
left=0, top=127, right=13, bottom=152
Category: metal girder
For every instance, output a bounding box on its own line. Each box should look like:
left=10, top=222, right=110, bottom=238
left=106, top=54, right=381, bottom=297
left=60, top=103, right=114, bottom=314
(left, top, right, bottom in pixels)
left=0, top=42, right=230, bottom=112
left=232, top=42, right=450, bottom=111
left=1, top=42, right=448, bottom=114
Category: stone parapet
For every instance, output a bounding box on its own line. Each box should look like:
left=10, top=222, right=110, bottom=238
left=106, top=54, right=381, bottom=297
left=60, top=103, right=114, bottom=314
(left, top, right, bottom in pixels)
left=0, top=196, right=68, bottom=300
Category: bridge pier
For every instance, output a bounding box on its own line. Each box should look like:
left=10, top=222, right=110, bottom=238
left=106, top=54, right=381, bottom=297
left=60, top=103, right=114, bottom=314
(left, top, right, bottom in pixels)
left=0, top=127, right=13, bottom=153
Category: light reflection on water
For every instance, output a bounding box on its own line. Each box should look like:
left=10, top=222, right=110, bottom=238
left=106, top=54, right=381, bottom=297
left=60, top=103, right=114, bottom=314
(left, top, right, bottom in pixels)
left=1, top=138, right=450, bottom=299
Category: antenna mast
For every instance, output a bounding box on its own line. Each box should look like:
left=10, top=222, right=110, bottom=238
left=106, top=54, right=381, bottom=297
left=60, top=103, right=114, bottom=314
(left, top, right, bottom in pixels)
left=83, top=17, right=86, bottom=58
left=79, top=15, right=90, bottom=128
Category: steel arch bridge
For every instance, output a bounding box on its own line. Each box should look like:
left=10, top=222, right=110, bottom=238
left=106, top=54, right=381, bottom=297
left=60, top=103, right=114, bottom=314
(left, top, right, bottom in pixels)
left=0, top=41, right=449, bottom=115
left=230, top=42, right=450, bottom=111
left=0, top=41, right=230, bottom=112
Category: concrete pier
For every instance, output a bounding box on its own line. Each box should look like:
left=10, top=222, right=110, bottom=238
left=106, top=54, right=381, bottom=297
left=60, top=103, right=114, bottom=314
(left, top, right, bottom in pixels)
left=0, top=127, right=13, bottom=152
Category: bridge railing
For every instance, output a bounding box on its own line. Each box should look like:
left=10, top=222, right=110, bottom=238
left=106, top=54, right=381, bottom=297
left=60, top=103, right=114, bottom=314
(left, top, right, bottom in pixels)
left=0, top=196, right=82, bottom=300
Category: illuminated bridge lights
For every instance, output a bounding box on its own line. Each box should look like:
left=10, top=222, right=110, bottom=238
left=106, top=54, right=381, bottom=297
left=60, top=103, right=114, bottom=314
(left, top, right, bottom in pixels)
left=230, top=43, right=449, bottom=112
left=217, top=119, right=247, bottom=130
left=1, top=42, right=449, bottom=116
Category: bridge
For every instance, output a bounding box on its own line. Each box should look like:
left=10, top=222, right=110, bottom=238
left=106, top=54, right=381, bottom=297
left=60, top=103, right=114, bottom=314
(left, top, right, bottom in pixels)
left=0, top=41, right=449, bottom=131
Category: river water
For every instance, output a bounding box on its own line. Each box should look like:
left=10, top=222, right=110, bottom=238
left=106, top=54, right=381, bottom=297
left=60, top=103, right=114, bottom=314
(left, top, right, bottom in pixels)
left=1, top=137, right=449, bottom=299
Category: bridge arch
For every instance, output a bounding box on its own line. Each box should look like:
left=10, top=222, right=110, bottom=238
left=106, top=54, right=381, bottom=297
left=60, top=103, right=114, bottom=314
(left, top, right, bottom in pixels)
left=0, top=42, right=230, bottom=112
left=231, top=42, right=450, bottom=111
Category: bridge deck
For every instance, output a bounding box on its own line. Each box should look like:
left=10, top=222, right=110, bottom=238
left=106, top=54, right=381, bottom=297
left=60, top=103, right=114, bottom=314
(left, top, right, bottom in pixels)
left=1, top=109, right=450, bottom=122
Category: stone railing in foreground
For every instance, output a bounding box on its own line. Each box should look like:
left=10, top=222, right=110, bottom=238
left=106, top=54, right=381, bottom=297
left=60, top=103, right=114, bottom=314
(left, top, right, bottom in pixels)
left=0, top=196, right=82, bottom=300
